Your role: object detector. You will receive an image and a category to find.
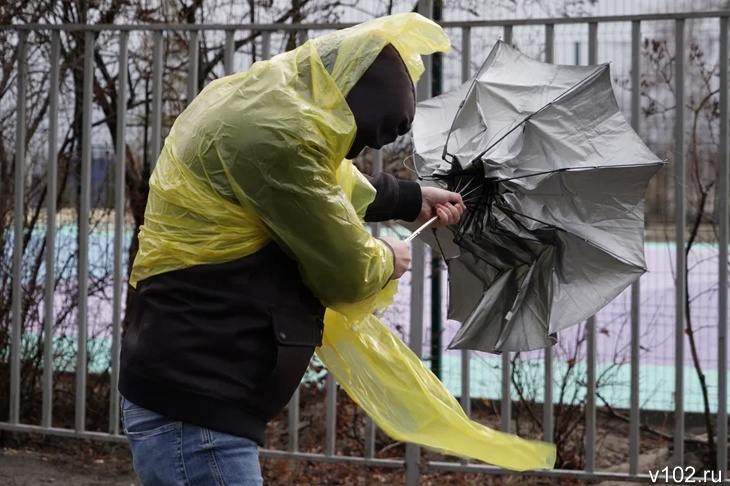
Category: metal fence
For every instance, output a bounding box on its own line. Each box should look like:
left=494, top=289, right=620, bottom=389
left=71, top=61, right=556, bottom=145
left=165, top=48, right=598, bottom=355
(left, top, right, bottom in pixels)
left=1, top=8, right=729, bottom=484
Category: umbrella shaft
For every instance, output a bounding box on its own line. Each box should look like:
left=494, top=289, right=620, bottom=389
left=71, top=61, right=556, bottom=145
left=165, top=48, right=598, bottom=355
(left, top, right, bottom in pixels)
left=405, top=216, right=439, bottom=243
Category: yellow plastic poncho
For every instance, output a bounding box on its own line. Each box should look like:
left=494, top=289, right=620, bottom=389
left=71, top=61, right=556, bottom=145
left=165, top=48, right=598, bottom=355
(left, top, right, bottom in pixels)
left=131, top=13, right=556, bottom=471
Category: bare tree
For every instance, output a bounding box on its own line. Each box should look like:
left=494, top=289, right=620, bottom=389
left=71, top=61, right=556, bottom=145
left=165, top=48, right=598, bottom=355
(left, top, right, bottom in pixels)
left=629, top=25, right=727, bottom=467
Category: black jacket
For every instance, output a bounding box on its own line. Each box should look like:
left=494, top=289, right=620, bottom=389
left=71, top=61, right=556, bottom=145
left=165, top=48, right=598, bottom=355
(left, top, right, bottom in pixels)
left=119, top=174, right=421, bottom=445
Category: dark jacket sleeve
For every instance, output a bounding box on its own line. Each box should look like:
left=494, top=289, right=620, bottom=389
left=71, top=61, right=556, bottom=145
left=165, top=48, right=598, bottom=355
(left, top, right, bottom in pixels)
left=363, top=173, right=422, bottom=223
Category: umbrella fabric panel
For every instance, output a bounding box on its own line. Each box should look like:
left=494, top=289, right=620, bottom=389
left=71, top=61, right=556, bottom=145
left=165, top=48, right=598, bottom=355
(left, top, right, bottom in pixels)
left=489, top=68, right=662, bottom=180
left=441, top=42, right=500, bottom=169
left=448, top=230, right=645, bottom=353
left=450, top=245, right=557, bottom=352
left=548, top=231, right=645, bottom=334
left=447, top=41, right=606, bottom=169
left=412, top=81, right=475, bottom=175
left=501, top=164, right=663, bottom=269
left=446, top=256, right=490, bottom=323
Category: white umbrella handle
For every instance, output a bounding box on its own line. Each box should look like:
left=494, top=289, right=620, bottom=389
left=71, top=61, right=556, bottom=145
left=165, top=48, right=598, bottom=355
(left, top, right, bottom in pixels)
left=405, top=215, right=438, bottom=243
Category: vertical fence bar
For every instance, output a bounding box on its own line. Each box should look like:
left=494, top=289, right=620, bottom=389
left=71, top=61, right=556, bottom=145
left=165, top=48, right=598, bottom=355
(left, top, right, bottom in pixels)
left=461, top=26, right=471, bottom=84
left=499, top=22, right=513, bottom=432
left=545, top=23, right=554, bottom=63
left=545, top=21, right=555, bottom=63
left=460, top=26, right=472, bottom=419
left=717, top=14, right=729, bottom=476
left=288, top=388, right=299, bottom=453
left=187, top=30, right=199, bottom=104
left=10, top=31, right=28, bottom=426
left=673, top=18, right=686, bottom=468
left=542, top=23, right=557, bottom=444
left=584, top=22, right=598, bottom=474
left=543, top=355, right=553, bottom=442
left=297, top=30, right=308, bottom=47
left=150, top=31, right=163, bottom=172
left=416, top=48, right=433, bottom=101
left=224, top=30, right=234, bottom=76
left=261, top=31, right=271, bottom=61
left=499, top=354, right=509, bottom=432
left=42, top=31, right=61, bottom=429
left=407, top=240, right=425, bottom=485
left=629, top=19, right=642, bottom=477
left=430, top=255, right=442, bottom=379
left=109, top=31, right=128, bottom=435
left=586, top=317, right=597, bottom=472
left=325, top=373, right=337, bottom=456
left=407, top=188, right=427, bottom=483
left=407, top=5, right=432, bottom=480
left=364, top=417, right=376, bottom=459
left=76, top=30, right=95, bottom=432
left=503, top=25, right=513, bottom=46
left=364, top=149, right=383, bottom=459
left=462, top=350, right=472, bottom=417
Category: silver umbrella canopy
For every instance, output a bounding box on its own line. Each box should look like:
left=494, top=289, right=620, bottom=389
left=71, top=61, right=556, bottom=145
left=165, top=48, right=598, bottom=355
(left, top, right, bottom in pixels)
left=411, top=41, right=664, bottom=353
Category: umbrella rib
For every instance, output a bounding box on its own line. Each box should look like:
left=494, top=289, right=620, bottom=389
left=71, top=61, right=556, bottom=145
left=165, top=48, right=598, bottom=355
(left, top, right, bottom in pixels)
left=496, top=161, right=665, bottom=184
left=431, top=227, right=451, bottom=266
left=496, top=203, right=558, bottom=231
left=459, top=182, right=482, bottom=200
left=420, top=161, right=664, bottom=188
left=495, top=202, right=646, bottom=269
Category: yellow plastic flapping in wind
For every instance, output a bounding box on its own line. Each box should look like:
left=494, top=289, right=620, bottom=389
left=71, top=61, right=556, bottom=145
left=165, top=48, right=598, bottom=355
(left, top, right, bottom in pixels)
left=131, top=12, right=556, bottom=471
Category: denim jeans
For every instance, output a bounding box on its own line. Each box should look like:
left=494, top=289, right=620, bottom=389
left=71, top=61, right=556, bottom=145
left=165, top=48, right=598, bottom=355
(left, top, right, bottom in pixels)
left=121, top=397, right=263, bottom=486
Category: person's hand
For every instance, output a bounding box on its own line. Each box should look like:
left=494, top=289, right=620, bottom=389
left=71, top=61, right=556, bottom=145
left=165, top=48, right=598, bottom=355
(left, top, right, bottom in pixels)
left=418, top=186, right=466, bottom=228
left=379, top=236, right=412, bottom=279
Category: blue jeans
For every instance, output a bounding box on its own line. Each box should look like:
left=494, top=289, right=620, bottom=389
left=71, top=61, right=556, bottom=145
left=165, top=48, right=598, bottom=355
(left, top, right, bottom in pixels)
left=121, top=397, right=263, bottom=486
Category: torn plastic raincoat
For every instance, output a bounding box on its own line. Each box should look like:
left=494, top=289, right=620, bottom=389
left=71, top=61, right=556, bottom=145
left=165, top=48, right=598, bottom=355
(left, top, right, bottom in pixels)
left=130, top=13, right=555, bottom=471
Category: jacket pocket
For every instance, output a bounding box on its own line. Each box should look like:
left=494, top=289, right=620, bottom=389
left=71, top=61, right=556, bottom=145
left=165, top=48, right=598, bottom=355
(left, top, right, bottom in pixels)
left=271, top=309, right=323, bottom=347
left=246, top=310, right=323, bottom=422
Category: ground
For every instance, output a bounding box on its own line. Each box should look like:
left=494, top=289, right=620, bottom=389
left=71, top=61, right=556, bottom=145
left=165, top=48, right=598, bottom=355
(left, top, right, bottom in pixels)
left=0, top=439, right=696, bottom=485
left=0, top=444, right=138, bottom=486
left=0, top=443, right=682, bottom=486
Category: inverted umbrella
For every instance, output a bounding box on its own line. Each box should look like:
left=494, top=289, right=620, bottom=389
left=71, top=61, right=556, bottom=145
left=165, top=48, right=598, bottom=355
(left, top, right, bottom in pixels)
left=411, top=41, right=663, bottom=353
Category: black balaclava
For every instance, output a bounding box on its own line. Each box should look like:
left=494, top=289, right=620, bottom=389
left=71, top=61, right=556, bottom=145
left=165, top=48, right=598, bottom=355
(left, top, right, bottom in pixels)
left=345, top=44, right=416, bottom=160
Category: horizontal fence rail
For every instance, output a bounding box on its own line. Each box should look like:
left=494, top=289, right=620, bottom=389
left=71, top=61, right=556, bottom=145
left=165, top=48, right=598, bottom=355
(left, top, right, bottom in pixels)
left=1, top=10, right=729, bottom=485
left=2, top=10, right=729, bottom=31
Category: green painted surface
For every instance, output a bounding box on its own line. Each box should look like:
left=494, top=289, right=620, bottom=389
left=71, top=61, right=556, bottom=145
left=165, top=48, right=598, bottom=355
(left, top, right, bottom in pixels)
left=17, top=334, right=727, bottom=414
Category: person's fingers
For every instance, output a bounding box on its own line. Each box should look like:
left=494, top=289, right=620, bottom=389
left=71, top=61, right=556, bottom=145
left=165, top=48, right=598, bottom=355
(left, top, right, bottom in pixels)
left=435, top=205, right=448, bottom=226
left=442, top=202, right=461, bottom=224
left=444, top=191, right=465, bottom=214
left=423, top=188, right=466, bottom=214
left=454, top=198, right=466, bottom=215
left=433, top=203, right=461, bottom=226
left=422, top=188, right=467, bottom=227
left=448, top=191, right=464, bottom=207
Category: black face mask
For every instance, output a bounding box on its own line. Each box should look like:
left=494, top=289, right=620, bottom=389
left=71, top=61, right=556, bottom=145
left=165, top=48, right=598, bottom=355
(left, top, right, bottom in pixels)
left=344, top=44, right=416, bottom=160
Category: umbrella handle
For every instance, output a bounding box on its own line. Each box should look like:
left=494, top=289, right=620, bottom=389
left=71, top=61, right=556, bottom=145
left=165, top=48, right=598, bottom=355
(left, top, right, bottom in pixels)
left=405, top=216, right=438, bottom=243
